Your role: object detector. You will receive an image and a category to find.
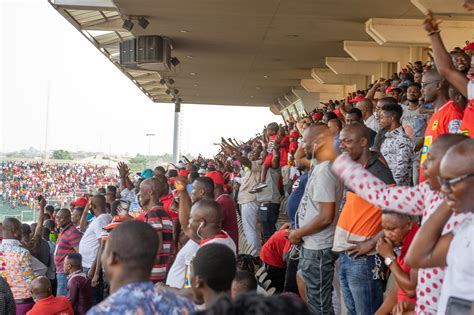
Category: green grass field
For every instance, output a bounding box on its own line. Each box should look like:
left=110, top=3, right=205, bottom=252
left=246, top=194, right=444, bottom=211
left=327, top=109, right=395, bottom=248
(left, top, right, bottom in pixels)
left=0, top=203, right=35, bottom=223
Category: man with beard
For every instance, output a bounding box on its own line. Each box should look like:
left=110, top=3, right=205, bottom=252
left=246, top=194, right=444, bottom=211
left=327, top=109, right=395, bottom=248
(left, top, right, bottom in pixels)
left=419, top=68, right=463, bottom=182
left=401, top=83, right=428, bottom=184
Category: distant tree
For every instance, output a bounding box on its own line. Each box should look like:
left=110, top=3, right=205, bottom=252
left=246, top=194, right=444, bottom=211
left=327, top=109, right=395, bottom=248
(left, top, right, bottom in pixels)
left=52, top=149, right=72, bottom=160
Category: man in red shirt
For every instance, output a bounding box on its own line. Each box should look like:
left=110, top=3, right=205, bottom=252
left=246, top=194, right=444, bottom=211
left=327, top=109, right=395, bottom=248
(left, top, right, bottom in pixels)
left=420, top=68, right=463, bottom=182
left=375, top=211, right=419, bottom=315
left=259, top=229, right=291, bottom=293
left=206, top=171, right=239, bottom=248
left=27, top=276, right=74, bottom=315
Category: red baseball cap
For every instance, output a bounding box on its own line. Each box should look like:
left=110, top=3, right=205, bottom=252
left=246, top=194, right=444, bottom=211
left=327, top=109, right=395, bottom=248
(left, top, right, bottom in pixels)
left=71, top=197, right=88, bottom=208
left=462, top=42, right=474, bottom=51
left=178, top=170, right=190, bottom=177
left=386, top=86, right=402, bottom=94
left=312, top=113, right=322, bottom=121
left=349, top=95, right=365, bottom=103
left=289, top=131, right=299, bottom=138
left=207, top=171, right=225, bottom=186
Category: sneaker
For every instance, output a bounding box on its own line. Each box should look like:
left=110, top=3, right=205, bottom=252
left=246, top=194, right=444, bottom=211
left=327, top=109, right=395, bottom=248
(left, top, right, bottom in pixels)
left=254, top=183, right=267, bottom=190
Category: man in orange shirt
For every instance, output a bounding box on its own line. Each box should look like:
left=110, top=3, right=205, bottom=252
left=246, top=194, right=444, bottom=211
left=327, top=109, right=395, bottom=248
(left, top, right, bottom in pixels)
left=333, top=123, right=395, bottom=315
left=27, top=276, right=74, bottom=315
left=419, top=68, right=463, bottom=182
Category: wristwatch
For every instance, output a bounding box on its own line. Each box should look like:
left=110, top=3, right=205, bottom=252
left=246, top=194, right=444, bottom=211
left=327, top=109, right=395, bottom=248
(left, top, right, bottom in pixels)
left=384, top=256, right=396, bottom=267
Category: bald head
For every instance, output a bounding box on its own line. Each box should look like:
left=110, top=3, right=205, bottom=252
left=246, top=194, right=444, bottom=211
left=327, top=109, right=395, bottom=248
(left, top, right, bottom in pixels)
left=139, top=178, right=165, bottom=210
left=141, top=178, right=165, bottom=199
left=432, top=134, right=468, bottom=152
left=342, top=123, right=371, bottom=144
left=105, top=221, right=158, bottom=275
left=2, top=217, right=22, bottom=240
left=302, top=124, right=329, bottom=160
left=30, top=276, right=52, bottom=300
left=441, top=139, right=474, bottom=175
left=56, top=208, right=72, bottom=228
left=356, top=99, right=373, bottom=119
left=440, top=139, right=474, bottom=213
left=191, top=199, right=222, bottom=225
left=93, top=194, right=107, bottom=212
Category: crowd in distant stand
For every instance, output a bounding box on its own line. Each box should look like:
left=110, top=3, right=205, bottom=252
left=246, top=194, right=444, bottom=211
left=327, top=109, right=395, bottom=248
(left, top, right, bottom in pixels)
left=1, top=6, right=474, bottom=315
left=0, top=161, right=117, bottom=208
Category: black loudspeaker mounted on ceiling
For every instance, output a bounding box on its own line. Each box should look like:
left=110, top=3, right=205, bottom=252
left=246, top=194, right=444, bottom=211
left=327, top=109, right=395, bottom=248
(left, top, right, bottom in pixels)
left=119, top=35, right=171, bottom=71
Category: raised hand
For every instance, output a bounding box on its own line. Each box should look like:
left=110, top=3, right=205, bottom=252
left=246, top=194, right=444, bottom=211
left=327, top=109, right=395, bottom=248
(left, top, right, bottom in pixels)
left=423, top=10, right=443, bottom=33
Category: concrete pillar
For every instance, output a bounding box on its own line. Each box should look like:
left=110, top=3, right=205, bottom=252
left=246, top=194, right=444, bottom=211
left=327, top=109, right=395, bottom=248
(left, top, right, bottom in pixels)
left=311, top=68, right=371, bottom=91
left=300, top=79, right=355, bottom=100
left=343, top=41, right=429, bottom=69
left=325, top=57, right=397, bottom=80
left=292, top=88, right=321, bottom=113
left=366, top=18, right=474, bottom=49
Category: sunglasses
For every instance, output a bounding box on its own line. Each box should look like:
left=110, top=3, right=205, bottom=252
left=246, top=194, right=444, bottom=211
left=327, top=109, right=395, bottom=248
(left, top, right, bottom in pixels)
left=438, top=173, right=474, bottom=191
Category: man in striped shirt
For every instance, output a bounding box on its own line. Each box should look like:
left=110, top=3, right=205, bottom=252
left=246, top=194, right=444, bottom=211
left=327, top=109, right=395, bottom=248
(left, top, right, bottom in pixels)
left=137, top=178, right=173, bottom=283
left=54, top=208, right=82, bottom=297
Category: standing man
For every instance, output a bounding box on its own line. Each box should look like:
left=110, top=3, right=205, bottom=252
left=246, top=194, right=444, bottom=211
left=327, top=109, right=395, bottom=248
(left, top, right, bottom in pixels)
left=255, top=138, right=282, bottom=242
left=378, top=100, right=414, bottom=186
left=332, top=123, right=395, bottom=315
left=208, top=171, right=239, bottom=249
left=54, top=208, right=82, bottom=297
left=401, top=83, right=427, bottom=185
left=137, top=178, right=173, bottom=283
left=78, top=194, right=111, bottom=304
left=419, top=68, right=463, bottom=182
left=288, top=124, right=344, bottom=315
left=236, top=149, right=263, bottom=251
left=0, top=218, right=36, bottom=314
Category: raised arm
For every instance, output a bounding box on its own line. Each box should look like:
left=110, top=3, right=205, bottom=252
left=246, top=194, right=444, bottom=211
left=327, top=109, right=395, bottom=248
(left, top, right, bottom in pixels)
left=33, top=197, right=46, bottom=238
left=175, top=177, right=192, bottom=238
left=79, top=198, right=91, bottom=232
left=424, top=11, right=468, bottom=97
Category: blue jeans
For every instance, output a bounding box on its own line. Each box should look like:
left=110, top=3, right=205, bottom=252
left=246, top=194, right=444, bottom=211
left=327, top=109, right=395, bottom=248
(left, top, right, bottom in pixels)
left=56, top=273, right=68, bottom=296
left=338, top=252, right=384, bottom=315
left=258, top=203, right=279, bottom=242
left=299, top=247, right=338, bottom=315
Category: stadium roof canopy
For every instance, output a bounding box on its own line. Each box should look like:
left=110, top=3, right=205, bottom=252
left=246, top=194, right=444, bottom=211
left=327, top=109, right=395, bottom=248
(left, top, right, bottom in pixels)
left=50, top=0, right=472, bottom=114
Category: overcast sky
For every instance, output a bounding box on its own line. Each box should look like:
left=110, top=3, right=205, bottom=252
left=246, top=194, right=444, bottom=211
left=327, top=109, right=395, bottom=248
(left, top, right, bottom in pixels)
left=0, top=0, right=279, bottom=158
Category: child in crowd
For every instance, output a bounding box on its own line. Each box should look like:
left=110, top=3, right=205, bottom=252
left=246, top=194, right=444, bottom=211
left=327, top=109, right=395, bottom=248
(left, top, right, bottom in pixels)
left=251, top=122, right=280, bottom=192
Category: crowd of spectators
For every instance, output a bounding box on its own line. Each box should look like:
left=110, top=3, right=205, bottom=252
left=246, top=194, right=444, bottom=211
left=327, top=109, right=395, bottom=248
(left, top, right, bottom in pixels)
left=0, top=161, right=117, bottom=208
left=1, top=5, right=474, bottom=315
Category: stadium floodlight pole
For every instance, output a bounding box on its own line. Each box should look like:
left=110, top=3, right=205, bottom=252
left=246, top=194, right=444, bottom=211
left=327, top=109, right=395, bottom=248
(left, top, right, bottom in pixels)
left=145, top=133, right=155, bottom=168
left=172, top=103, right=180, bottom=164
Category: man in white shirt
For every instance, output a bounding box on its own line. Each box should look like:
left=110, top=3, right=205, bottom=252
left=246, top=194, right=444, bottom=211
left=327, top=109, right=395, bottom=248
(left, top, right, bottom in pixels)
left=78, top=195, right=111, bottom=303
